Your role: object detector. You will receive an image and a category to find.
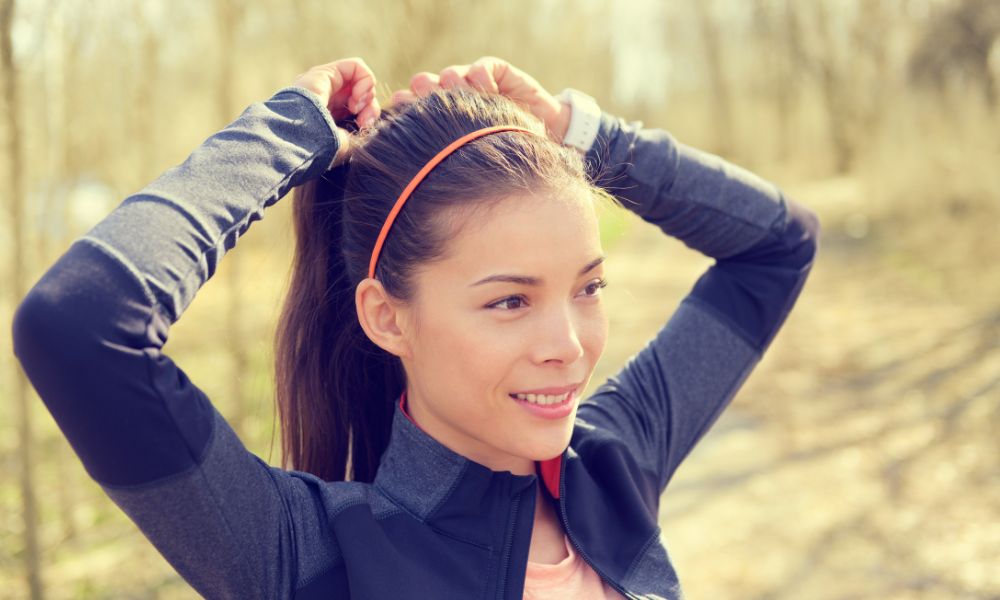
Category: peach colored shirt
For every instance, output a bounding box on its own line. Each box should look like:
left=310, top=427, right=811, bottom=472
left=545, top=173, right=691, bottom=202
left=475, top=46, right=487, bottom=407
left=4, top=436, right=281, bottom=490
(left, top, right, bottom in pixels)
left=523, top=533, right=626, bottom=599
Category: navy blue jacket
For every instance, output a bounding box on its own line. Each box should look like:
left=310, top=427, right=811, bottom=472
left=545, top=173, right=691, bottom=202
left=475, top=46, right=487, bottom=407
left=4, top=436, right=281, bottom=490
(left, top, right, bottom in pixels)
left=11, top=86, right=819, bottom=599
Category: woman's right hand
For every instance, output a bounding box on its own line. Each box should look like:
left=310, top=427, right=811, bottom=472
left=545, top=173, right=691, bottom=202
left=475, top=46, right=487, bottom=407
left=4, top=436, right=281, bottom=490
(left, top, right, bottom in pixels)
left=390, top=56, right=571, bottom=144
left=292, top=57, right=381, bottom=167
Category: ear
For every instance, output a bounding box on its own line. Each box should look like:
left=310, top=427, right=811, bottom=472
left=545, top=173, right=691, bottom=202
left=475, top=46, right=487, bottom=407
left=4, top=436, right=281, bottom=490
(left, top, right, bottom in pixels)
left=355, top=278, right=413, bottom=359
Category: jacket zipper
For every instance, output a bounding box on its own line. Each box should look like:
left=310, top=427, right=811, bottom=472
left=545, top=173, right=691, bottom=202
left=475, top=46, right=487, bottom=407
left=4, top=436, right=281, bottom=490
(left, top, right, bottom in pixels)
left=496, top=492, right=521, bottom=599
left=557, top=456, right=636, bottom=599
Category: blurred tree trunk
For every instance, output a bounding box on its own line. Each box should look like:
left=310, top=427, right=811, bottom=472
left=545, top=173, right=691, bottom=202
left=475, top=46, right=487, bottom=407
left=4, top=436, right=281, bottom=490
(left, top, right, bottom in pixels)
left=813, top=0, right=855, bottom=173
left=217, top=0, right=248, bottom=441
left=51, top=442, right=77, bottom=542
left=36, top=3, right=79, bottom=544
left=57, top=12, right=83, bottom=252
left=908, top=0, right=1000, bottom=112
left=131, top=1, right=159, bottom=183
left=752, top=0, right=802, bottom=163
left=851, top=0, right=892, bottom=147
left=782, top=0, right=808, bottom=151
left=3, top=0, right=45, bottom=597
left=693, top=0, right=735, bottom=158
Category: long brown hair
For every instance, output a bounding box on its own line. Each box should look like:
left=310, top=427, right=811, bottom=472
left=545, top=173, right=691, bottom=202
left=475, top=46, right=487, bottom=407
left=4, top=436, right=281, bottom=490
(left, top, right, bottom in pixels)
left=274, top=87, right=612, bottom=482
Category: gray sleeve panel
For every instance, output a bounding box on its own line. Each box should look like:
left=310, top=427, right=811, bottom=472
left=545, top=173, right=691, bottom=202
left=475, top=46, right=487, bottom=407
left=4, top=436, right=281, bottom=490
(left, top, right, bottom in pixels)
left=586, top=113, right=786, bottom=259
left=84, top=86, right=339, bottom=324
left=579, top=299, right=759, bottom=493
left=101, top=409, right=340, bottom=600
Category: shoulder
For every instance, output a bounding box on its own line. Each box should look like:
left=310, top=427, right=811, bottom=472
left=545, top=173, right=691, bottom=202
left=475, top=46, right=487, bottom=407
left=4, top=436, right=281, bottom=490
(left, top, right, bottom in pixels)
left=273, top=471, right=406, bottom=522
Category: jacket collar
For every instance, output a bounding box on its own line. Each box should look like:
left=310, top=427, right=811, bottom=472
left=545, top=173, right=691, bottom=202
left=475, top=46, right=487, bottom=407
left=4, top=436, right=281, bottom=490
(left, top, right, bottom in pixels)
left=372, top=391, right=564, bottom=523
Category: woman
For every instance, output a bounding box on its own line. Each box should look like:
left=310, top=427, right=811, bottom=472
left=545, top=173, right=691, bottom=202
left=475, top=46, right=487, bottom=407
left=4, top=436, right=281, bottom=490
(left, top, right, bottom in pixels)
left=12, top=56, right=819, bottom=599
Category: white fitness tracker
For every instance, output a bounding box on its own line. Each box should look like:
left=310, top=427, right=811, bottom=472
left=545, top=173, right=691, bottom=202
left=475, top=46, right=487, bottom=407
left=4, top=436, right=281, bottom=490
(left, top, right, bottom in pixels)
left=556, top=87, right=602, bottom=154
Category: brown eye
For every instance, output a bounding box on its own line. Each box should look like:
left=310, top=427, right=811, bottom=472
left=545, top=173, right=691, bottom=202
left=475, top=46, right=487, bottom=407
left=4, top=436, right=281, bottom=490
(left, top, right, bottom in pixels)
left=582, top=278, right=608, bottom=297
left=487, top=295, right=528, bottom=311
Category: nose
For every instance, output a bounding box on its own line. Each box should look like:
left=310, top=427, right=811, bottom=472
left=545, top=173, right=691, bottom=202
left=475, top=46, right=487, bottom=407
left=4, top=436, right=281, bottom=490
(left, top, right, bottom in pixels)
left=532, top=305, right=585, bottom=365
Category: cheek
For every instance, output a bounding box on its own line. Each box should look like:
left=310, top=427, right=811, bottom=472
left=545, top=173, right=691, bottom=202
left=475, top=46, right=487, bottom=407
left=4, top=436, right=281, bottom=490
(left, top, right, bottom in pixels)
left=419, top=311, right=513, bottom=391
left=452, top=323, right=520, bottom=384
left=581, top=304, right=609, bottom=356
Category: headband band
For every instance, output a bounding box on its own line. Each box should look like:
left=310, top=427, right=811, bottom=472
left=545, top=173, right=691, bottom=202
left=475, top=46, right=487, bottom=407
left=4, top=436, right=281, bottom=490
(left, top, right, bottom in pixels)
left=367, top=125, right=541, bottom=280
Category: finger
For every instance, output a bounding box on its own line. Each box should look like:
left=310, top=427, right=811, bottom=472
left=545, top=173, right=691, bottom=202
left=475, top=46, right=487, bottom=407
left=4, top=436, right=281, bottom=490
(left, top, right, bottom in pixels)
left=390, top=89, right=418, bottom=107
left=351, top=89, right=375, bottom=114
left=333, top=57, right=377, bottom=102
left=439, top=65, right=473, bottom=90
left=410, top=72, right=440, bottom=97
left=295, top=65, right=342, bottom=103
left=466, top=61, right=499, bottom=94
left=351, top=77, right=375, bottom=106
left=333, top=57, right=376, bottom=86
left=492, top=60, right=531, bottom=95
left=308, top=63, right=345, bottom=93
left=357, top=96, right=382, bottom=128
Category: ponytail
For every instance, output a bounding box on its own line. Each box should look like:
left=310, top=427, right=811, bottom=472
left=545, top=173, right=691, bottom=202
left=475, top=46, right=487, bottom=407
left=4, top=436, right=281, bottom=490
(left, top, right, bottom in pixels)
left=274, top=164, right=404, bottom=483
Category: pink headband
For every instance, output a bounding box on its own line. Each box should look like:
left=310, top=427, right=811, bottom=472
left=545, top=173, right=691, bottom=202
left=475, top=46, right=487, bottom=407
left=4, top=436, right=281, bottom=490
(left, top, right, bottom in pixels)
left=367, top=125, right=541, bottom=280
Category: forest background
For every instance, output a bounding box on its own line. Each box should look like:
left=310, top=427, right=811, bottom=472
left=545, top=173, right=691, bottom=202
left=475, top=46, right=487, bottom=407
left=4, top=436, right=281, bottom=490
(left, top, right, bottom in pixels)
left=1, top=0, right=998, bottom=598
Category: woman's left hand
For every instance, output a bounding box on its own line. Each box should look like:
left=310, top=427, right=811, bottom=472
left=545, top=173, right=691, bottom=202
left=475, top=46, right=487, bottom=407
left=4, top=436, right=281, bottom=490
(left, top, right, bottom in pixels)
left=293, top=57, right=381, bottom=127
left=291, top=57, right=381, bottom=167
left=390, top=56, right=571, bottom=143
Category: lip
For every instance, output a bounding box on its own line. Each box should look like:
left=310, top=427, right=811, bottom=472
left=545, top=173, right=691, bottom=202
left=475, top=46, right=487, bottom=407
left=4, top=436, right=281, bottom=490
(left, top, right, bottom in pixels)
left=509, top=382, right=582, bottom=396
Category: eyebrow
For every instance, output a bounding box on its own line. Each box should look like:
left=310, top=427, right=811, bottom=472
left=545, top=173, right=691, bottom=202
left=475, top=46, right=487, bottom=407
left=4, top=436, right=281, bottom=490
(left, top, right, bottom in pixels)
left=469, top=255, right=607, bottom=287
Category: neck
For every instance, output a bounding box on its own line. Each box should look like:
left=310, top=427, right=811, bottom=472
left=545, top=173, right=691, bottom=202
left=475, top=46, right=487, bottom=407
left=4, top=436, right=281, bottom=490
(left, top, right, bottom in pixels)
left=400, top=389, right=537, bottom=476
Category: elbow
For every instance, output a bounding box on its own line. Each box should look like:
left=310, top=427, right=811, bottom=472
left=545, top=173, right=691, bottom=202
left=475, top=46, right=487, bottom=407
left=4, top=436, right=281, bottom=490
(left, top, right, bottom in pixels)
left=11, top=248, right=139, bottom=423
left=798, top=200, right=821, bottom=256
left=12, top=274, right=79, bottom=382
left=13, top=284, right=57, bottom=364
left=723, top=196, right=820, bottom=271
left=784, top=197, right=821, bottom=272
left=11, top=281, right=81, bottom=419
left=15, top=238, right=163, bottom=371
left=12, top=241, right=146, bottom=381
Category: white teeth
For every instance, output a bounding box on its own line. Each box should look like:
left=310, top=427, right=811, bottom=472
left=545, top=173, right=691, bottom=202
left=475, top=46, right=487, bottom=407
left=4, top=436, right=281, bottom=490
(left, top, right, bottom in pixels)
left=512, top=392, right=570, bottom=405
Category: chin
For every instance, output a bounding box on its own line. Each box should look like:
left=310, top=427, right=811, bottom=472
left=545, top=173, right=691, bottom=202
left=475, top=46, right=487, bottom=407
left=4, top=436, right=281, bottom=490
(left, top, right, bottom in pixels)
left=517, top=437, right=572, bottom=462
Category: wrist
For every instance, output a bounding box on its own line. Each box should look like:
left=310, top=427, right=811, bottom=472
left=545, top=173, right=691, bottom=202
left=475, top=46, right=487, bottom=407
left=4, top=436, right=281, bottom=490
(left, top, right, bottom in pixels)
left=329, top=127, right=352, bottom=169
left=531, top=92, right=571, bottom=145
left=547, top=97, right=572, bottom=145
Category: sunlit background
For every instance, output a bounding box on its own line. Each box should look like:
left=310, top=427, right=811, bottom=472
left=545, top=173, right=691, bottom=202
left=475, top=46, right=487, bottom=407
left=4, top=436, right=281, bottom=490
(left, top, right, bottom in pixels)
left=2, top=0, right=998, bottom=597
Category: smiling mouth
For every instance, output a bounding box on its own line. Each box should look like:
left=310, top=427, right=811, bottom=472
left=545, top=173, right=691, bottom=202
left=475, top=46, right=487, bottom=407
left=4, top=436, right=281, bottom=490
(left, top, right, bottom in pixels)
left=508, top=390, right=574, bottom=406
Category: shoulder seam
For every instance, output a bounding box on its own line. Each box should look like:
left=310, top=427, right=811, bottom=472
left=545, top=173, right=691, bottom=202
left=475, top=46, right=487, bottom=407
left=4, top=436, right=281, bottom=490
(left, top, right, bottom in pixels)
left=681, top=295, right=763, bottom=353
left=95, top=409, right=219, bottom=491
left=78, top=236, right=157, bottom=307
left=623, top=526, right=662, bottom=583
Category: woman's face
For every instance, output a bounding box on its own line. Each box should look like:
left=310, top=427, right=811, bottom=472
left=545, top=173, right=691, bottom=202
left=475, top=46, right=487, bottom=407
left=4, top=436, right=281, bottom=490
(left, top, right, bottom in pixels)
left=397, top=189, right=609, bottom=476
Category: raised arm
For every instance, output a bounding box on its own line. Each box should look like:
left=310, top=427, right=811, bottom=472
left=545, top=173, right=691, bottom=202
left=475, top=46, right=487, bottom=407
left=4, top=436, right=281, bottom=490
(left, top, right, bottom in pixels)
left=392, top=57, right=819, bottom=503
left=10, top=59, right=379, bottom=598
left=577, top=111, right=820, bottom=496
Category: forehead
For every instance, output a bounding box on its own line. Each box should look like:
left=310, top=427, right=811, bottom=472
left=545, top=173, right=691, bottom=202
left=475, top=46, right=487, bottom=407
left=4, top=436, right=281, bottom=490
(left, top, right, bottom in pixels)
left=425, top=189, right=603, bottom=283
